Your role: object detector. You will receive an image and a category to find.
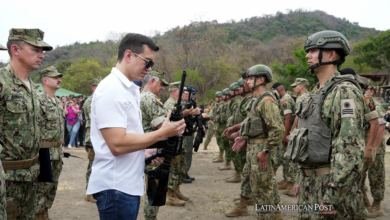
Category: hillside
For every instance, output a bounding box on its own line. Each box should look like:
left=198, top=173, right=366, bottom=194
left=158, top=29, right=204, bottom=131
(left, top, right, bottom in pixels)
left=0, top=9, right=382, bottom=99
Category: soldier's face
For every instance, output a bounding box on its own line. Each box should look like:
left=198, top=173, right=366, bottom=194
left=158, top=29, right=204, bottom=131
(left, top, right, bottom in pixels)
left=230, top=90, right=234, bottom=96
left=15, top=42, right=44, bottom=71
left=45, top=76, right=61, bottom=89
left=243, top=78, right=251, bottom=91
left=365, top=89, right=374, bottom=96
left=293, top=85, right=301, bottom=94
left=153, top=79, right=165, bottom=96
left=247, top=76, right=255, bottom=89
left=306, top=49, right=320, bottom=69
left=222, top=95, right=226, bottom=100
left=239, top=86, right=244, bottom=94
left=182, top=92, right=189, bottom=100
left=128, top=45, right=155, bottom=81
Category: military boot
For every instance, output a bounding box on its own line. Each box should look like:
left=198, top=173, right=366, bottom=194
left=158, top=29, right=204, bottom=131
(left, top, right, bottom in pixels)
left=282, top=182, right=295, bottom=197
left=363, top=192, right=371, bottom=208
left=368, top=199, right=384, bottom=218
left=277, top=178, right=287, bottom=186
left=225, top=196, right=250, bottom=217
left=274, top=206, right=283, bottom=220
left=219, top=160, right=232, bottom=170
left=226, top=171, right=241, bottom=183
left=213, top=152, right=224, bottom=162
left=85, top=194, right=97, bottom=203
left=175, top=185, right=189, bottom=201
left=166, top=189, right=185, bottom=206
left=235, top=197, right=255, bottom=205
left=34, top=212, right=44, bottom=220
left=43, top=208, right=51, bottom=220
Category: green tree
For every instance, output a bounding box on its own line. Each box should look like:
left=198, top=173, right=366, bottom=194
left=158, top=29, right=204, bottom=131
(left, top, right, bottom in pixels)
left=60, top=59, right=111, bottom=95
left=271, top=49, right=318, bottom=90
left=353, top=30, right=390, bottom=84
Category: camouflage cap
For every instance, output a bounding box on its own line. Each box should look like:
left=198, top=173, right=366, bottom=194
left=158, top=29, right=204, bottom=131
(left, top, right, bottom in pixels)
left=0, top=44, right=6, bottom=50
left=38, top=66, right=63, bottom=78
left=89, top=77, right=103, bottom=86
left=367, top=85, right=375, bottom=90
left=8, top=28, right=53, bottom=51
left=149, top=69, right=169, bottom=86
left=169, top=81, right=181, bottom=89
left=290, top=78, right=309, bottom=87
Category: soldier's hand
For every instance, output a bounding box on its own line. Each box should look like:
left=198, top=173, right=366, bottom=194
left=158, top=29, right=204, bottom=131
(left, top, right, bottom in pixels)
left=256, top=151, right=269, bottom=171
left=192, top=108, right=201, bottom=116
left=161, top=110, right=186, bottom=137
left=282, top=135, right=288, bottom=146
left=364, top=147, right=372, bottom=164
left=232, top=137, right=246, bottom=151
left=215, top=127, right=219, bottom=131
left=229, top=131, right=239, bottom=142
left=222, top=128, right=230, bottom=137
left=293, top=184, right=299, bottom=198
left=151, top=157, right=164, bottom=166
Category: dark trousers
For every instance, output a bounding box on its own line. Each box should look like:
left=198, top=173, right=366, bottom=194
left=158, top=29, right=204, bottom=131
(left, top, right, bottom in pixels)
left=186, top=133, right=194, bottom=173
left=93, top=190, right=140, bottom=220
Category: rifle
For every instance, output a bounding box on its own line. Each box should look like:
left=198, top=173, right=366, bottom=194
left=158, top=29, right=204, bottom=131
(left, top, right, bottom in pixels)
left=63, top=152, right=84, bottom=159
left=144, top=71, right=186, bottom=206
left=191, top=91, right=210, bottom=152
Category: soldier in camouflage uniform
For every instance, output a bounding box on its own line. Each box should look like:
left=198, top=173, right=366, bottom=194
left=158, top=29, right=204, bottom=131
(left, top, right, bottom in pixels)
left=164, top=82, right=193, bottom=204
left=229, top=64, right=284, bottom=220
left=271, top=82, right=296, bottom=196
left=141, top=70, right=185, bottom=220
left=1, top=29, right=52, bottom=220
left=203, top=102, right=215, bottom=150
left=289, top=31, right=366, bottom=219
left=212, top=91, right=224, bottom=162
left=218, top=88, right=232, bottom=170
left=0, top=42, right=7, bottom=220
left=222, top=82, right=242, bottom=182
left=35, top=66, right=65, bottom=220
left=361, top=86, right=386, bottom=218
left=83, top=77, right=102, bottom=203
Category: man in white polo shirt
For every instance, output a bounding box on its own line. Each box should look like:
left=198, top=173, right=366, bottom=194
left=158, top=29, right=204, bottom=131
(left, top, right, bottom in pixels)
left=86, top=33, right=186, bottom=220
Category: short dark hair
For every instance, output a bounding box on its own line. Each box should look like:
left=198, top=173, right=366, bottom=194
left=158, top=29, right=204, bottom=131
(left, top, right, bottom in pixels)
left=7, top=40, right=24, bottom=57
left=117, top=33, right=159, bottom=63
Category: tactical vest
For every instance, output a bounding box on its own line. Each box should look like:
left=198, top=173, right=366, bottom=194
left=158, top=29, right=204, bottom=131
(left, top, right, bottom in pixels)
left=285, top=75, right=361, bottom=166
left=227, top=97, right=245, bottom=127
left=240, top=91, right=276, bottom=138
left=220, top=101, right=230, bottom=124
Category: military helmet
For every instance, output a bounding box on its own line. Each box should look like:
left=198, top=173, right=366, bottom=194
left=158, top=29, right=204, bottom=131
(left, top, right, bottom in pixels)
left=229, top=82, right=239, bottom=91
left=304, top=30, right=350, bottom=56
left=222, top=88, right=231, bottom=95
left=215, top=91, right=223, bottom=97
left=237, top=78, right=244, bottom=87
left=246, top=64, right=273, bottom=83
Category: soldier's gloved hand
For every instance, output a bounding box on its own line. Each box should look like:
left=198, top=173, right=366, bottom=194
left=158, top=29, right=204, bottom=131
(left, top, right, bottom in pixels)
left=64, top=152, right=70, bottom=158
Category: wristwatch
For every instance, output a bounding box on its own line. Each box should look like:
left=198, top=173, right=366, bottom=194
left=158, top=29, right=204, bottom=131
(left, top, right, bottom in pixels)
left=263, top=149, right=270, bottom=154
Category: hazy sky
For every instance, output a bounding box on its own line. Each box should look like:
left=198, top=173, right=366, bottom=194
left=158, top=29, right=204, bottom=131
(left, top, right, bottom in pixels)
left=1, top=0, right=389, bottom=62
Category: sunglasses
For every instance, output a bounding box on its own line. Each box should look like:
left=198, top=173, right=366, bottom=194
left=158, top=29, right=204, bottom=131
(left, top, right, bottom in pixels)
left=134, top=53, right=154, bottom=69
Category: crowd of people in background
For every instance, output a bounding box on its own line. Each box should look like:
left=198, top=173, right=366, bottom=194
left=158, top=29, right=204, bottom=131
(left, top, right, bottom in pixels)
left=58, top=95, right=89, bottom=148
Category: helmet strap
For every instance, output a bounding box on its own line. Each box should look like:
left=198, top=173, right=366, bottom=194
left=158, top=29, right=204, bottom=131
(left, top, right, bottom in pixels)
left=308, top=49, right=345, bottom=74
left=251, top=76, right=266, bottom=90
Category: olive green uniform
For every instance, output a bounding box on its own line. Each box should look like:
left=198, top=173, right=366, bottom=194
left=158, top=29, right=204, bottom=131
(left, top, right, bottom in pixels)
left=204, top=107, right=215, bottom=148
left=226, top=96, right=242, bottom=162
left=214, top=101, right=226, bottom=154
left=83, top=95, right=93, bottom=188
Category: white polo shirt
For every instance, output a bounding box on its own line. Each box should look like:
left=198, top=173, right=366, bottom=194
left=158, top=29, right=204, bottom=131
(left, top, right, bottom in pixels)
left=86, top=67, right=145, bottom=196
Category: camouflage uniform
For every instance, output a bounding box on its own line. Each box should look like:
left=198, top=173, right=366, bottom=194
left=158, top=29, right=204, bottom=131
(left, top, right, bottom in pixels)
left=204, top=107, right=215, bottom=148
left=296, top=72, right=365, bottom=219
left=215, top=101, right=226, bottom=154
left=35, top=67, right=65, bottom=216
left=141, top=88, right=168, bottom=220
left=274, top=93, right=295, bottom=183
left=241, top=91, right=283, bottom=219
left=0, top=64, right=42, bottom=220
left=226, top=96, right=242, bottom=163
left=0, top=42, right=6, bottom=220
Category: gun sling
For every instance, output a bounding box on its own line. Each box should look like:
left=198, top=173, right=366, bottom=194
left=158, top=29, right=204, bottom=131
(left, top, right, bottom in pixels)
left=2, top=155, right=39, bottom=170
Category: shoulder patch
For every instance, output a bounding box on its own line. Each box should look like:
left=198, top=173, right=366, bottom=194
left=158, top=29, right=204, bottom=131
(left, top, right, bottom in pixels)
left=155, top=98, right=164, bottom=107
left=364, top=97, right=376, bottom=111
left=341, top=99, right=356, bottom=118
left=264, top=98, right=275, bottom=103
left=283, top=103, right=287, bottom=109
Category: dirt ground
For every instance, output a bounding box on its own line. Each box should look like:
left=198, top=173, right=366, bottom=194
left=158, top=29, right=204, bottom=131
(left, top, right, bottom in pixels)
left=50, top=137, right=390, bottom=219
